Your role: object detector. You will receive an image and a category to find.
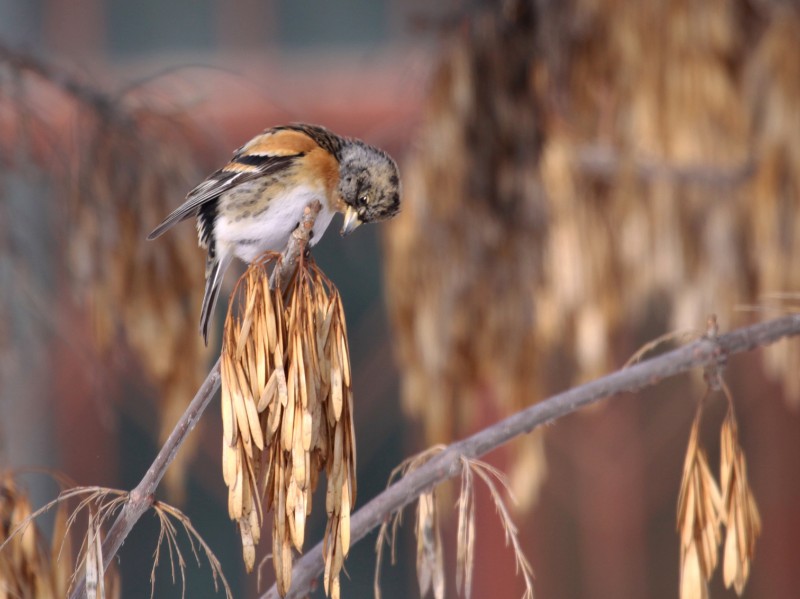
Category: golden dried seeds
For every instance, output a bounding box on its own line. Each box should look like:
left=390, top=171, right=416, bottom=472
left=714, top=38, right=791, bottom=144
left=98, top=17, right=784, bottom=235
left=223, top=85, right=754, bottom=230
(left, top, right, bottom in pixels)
left=677, top=413, right=723, bottom=599
left=220, top=256, right=355, bottom=596
left=720, top=409, right=761, bottom=595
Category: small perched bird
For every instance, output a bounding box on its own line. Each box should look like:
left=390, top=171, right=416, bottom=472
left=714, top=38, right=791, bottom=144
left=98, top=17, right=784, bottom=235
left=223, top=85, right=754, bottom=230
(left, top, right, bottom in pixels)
left=148, top=123, right=401, bottom=342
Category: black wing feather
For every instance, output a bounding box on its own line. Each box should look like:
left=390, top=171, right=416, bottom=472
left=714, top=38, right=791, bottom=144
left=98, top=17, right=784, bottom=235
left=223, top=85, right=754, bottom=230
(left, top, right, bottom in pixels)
left=146, top=152, right=301, bottom=240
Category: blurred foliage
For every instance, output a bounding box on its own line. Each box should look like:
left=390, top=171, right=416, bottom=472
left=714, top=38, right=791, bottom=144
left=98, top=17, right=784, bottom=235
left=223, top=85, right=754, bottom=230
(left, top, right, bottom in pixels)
left=386, top=0, right=800, bottom=510
left=1, top=0, right=799, bottom=597
left=0, top=474, right=121, bottom=599
left=0, top=45, right=211, bottom=500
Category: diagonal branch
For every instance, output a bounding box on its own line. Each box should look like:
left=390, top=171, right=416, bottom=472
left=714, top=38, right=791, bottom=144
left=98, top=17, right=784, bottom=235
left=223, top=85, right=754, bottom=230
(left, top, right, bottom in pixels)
left=68, top=201, right=322, bottom=599
left=0, top=41, right=123, bottom=121
left=263, top=313, right=800, bottom=598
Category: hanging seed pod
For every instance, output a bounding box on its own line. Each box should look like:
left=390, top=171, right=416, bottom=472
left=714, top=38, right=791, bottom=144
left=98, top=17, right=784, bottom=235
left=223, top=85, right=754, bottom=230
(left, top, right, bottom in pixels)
left=220, top=254, right=356, bottom=597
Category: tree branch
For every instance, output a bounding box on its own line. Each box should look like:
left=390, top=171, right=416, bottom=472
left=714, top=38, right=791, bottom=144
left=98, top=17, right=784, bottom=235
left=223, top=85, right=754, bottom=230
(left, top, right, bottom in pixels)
left=0, top=41, right=122, bottom=121
left=575, top=143, right=755, bottom=188
left=68, top=201, right=322, bottom=599
left=263, top=313, right=800, bottom=599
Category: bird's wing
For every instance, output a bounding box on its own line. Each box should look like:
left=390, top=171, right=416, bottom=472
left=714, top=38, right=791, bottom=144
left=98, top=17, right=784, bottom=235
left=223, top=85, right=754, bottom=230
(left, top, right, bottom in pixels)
left=147, top=133, right=308, bottom=240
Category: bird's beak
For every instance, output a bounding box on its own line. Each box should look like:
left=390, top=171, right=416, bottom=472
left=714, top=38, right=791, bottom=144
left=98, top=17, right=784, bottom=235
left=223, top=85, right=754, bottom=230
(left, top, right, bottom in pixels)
left=340, top=206, right=362, bottom=236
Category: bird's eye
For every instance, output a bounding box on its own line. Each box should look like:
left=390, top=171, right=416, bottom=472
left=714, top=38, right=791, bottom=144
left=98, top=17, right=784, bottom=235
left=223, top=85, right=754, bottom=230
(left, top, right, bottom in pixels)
left=358, top=194, right=370, bottom=206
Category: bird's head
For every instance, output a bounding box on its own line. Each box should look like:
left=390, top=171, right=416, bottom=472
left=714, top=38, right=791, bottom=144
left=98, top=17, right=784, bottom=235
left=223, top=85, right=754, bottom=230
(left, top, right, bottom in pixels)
left=337, top=141, right=401, bottom=236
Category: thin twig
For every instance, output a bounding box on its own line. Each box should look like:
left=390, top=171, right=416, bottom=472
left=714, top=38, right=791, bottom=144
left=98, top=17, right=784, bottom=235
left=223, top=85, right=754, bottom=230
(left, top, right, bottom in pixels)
left=68, top=201, right=321, bottom=599
left=269, top=201, right=321, bottom=290
left=263, top=313, right=800, bottom=598
left=576, top=144, right=755, bottom=188
left=64, top=360, right=219, bottom=599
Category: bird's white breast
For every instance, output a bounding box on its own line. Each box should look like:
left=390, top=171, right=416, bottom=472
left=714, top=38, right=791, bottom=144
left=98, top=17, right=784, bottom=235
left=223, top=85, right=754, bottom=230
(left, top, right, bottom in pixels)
left=215, top=183, right=336, bottom=263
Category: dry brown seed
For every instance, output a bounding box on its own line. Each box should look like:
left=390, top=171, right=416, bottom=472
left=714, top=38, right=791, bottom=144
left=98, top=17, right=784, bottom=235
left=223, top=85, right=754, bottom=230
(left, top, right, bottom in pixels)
left=276, top=464, right=286, bottom=545
left=255, top=311, right=267, bottom=389
left=237, top=280, right=260, bottom=358
left=258, top=368, right=279, bottom=413
left=331, top=526, right=345, bottom=589
left=275, top=350, right=288, bottom=407
left=296, top=333, right=309, bottom=410
left=302, top=410, right=313, bottom=452
left=268, top=392, right=282, bottom=435
left=222, top=443, right=237, bottom=487
left=334, top=323, right=351, bottom=387
left=220, top=364, right=236, bottom=447
left=293, top=427, right=306, bottom=487
left=317, top=298, right=335, bottom=351
left=283, top=367, right=297, bottom=452
left=416, top=491, right=443, bottom=599
left=249, top=500, right=261, bottom=546
left=243, top=388, right=264, bottom=451
left=292, top=482, right=306, bottom=550
left=677, top=412, right=723, bottom=599
left=230, top=446, right=244, bottom=519
left=719, top=409, right=760, bottom=595
left=680, top=543, right=708, bottom=599
left=330, top=366, right=343, bottom=422
left=240, top=517, right=256, bottom=572
left=341, top=478, right=351, bottom=555
left=231, top=388, right=253, bottom=460
left=323, top=529, right=334, bottom=595
left=245, top=340, right=260, bottom=402
left=331, top=423, right=344, bottom=488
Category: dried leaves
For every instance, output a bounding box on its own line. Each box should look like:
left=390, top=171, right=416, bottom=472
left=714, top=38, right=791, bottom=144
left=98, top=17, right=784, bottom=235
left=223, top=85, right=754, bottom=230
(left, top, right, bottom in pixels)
left=383, top=0, right=546, bottom=477
left=150, top=500, right=233, bottom=599
left=68, top=109, right=210, bottom=500
left=0, top=479, right=122, bottom=599
left=387, top=14, right=800, bottom=561
left=416, top=490, right=444, bottom=599
left=0, top=49, right=210, bottom=501
left=374, top=450, right=533, bottom=599
left=221, top=255, right=356, bottom=597
left=0, top=474, right=73, bottom=599
left=0, top=482, right=231, bottom=599
left=374, top=446, right=445, bottom=599
left=460, top=458, right=534, bottom=599
left=455, top=459, right=475, bottom=598
left=84, top=510, right=107, bottom=599
left=677, top=398, right=760, bottom=599
left=384, top=0, right=557, bottom=525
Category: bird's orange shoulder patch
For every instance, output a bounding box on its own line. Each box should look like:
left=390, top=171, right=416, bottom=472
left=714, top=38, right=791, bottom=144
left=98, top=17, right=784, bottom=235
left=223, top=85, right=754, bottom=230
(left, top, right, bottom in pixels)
left=243, top=129, right=319, bottom=157
left=303, top=147, right=340, bottom=196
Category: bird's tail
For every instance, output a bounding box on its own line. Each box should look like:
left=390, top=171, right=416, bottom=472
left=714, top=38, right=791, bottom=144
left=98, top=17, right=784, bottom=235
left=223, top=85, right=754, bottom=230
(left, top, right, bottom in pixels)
left=200, top=252, right=231, bottom=344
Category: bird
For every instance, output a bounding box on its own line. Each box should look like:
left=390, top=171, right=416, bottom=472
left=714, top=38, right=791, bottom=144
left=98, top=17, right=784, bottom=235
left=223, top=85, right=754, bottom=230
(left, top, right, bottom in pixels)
left=147, top=123, right=401, bottom=343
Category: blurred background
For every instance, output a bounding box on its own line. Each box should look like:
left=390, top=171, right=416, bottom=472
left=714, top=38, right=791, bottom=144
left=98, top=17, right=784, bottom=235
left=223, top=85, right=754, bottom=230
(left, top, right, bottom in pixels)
left=0, top=1, right=799, bottom=598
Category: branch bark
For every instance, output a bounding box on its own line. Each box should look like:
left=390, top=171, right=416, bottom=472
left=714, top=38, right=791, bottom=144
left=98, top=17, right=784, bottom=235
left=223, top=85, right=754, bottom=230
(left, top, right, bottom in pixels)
left=575, top=143, right=755, bottom=188
left=0, top=41, right=125, bottom=121
left=68, top=201, right=322, bottom=599
left=263, top=312, right=800, bottom=599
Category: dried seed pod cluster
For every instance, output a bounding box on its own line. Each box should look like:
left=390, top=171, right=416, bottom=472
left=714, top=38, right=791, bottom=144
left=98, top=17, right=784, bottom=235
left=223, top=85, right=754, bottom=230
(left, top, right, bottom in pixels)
left=677, top=403, right=761, bottom=599
left=385, top=3, right=800, bottom=528
left=221, top=255, right=356, bottom=597
left=67, top=111, right=210, bottom=499
left=0, top=475, right=121, bottom=599
left=0, top=475, right=71, bottom=598
left=384, top=0, right=548, bottom=511
left=0, top=50, right=210, bottom=500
